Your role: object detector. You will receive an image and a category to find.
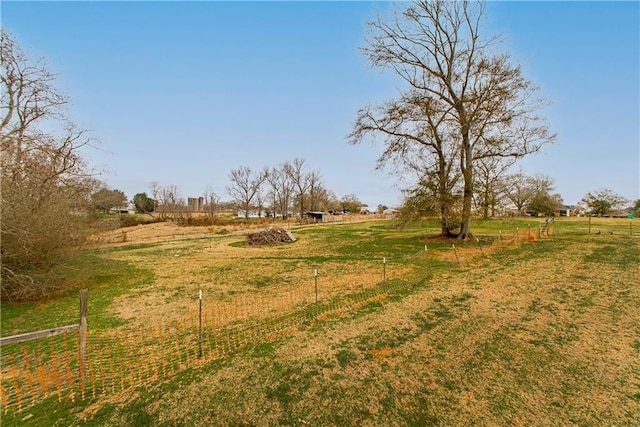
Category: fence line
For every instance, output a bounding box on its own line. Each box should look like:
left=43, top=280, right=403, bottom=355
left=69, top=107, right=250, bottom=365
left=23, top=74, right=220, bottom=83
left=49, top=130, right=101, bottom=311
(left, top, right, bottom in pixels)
left=0, top=253, right=432, bottom=413
left=1, top=230, right=542, bottom=413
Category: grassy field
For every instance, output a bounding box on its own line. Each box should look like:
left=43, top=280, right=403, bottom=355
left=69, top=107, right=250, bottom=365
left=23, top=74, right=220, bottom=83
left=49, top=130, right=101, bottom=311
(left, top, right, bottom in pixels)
left=1, top=216, right=639, bottom=426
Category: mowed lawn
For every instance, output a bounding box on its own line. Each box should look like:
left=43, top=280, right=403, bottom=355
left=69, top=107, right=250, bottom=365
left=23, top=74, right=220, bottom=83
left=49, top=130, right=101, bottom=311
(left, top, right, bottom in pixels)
left=2, top=217, right=639, bottom=426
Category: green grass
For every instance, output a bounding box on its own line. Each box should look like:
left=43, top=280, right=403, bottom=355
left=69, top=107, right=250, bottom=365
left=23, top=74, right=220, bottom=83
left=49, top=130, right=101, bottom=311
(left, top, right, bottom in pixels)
left=1, top=216, right=639, bottom=426
left=1, top=251, right=155, bottom=335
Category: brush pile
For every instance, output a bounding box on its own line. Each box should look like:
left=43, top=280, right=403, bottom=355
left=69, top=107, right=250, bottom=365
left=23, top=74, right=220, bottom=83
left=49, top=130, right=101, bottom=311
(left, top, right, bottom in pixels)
left=246, top=227, right=296, bottom=245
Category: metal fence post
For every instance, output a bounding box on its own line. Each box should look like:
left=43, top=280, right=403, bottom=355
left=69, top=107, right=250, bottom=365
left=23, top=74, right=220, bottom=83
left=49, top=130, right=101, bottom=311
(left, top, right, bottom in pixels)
left=198, top=289, right=202, bottom=359
left=79, top=289, right=88, bottom=383
left=314, top=269, right=319, bottom=316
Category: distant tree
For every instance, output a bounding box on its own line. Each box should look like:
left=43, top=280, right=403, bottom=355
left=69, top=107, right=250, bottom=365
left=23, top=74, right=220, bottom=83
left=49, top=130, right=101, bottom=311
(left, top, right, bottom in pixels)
left=1, top=30, right=96, bottom=301
left=631, top=199, right=640, bottom=217
left=581, top=189, right=628, bottom=217
left=162, top=185, right=185, bottom=222
left=226, top=166, right=268, bottom=219
left=501, top=172, right=535, bottom=216
left=266, top=164, right=294, bottom=219
left=527, top=192, right=562, bottom=217
left=318, top=189, right=341, bottom=213
left=149, top=181, right=163, bottom=217
left=92, top=187, right=127, bottom=213
left=306, top=170, right=324, bottom=212
left=203, top=186, right=220, bottom=217
left=133, top=192, right=155, bottom=214
left=340, top=194, right=362, bottom=214
left=525, top=174, right=562, bottom=216
left=148, top=182, right=185, bottom=221
left=351, top=0, right=555, bottom=239
left=474, top=157, right=514, bottom=219
left=285, top=158, right=313, bottom=218
left=377, top=204, right=388, bottom=214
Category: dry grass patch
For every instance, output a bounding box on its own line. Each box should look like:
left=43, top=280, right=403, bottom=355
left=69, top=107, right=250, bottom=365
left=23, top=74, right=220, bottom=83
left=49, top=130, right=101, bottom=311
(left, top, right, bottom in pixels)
left=98, top=221, right=414, bottom=328
left=93, top=233, right=640, bottom=426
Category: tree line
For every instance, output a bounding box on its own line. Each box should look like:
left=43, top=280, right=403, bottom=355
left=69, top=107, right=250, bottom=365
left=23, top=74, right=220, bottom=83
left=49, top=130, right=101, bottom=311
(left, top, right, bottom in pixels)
left=127, top=159, right=366, bottom=222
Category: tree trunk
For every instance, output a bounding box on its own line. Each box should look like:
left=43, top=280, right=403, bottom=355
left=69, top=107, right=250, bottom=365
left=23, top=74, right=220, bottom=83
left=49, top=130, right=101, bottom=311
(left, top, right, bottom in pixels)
left=482, top=192, right=490, bottom=220
left=440, top=206, right=456, bottom=237
left=459, top=139, right=474, bottom=240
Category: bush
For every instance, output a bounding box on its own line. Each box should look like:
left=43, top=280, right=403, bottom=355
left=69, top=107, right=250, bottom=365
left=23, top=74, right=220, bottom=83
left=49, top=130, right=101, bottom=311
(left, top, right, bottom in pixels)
left=119, top=215, right=165, bottom=228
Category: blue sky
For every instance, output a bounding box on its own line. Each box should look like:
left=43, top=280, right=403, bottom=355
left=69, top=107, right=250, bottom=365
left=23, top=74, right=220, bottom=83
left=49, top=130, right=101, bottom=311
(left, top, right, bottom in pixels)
left=2, top=1, right=638, bottom=207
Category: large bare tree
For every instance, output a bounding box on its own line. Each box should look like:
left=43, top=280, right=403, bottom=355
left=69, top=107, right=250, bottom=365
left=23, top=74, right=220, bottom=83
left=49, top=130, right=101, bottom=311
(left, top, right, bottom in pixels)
left=226, top=166, right=268, bottom=219
left=350, top=90, right=460, bottom=236
left=1, top=30, right=96, bottom=301
left=351, top=0, right=554, bottom=239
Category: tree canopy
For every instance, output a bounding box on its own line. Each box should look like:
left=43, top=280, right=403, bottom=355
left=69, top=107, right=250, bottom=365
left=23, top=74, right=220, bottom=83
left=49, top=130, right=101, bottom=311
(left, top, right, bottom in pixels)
left=92, top=188, right=128, bottom=213
left=133, top=192, right=156, bottom=214
left=581, top=189, right=628, bottom=217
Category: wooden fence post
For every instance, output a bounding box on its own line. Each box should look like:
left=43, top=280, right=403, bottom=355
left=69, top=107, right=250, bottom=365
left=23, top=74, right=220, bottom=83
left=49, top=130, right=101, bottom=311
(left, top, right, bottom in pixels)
left=382, top=257, right=386, bottom=282
left=452, top=244, right=461, bottom=267
left=79, top=289, right=88, bottom=383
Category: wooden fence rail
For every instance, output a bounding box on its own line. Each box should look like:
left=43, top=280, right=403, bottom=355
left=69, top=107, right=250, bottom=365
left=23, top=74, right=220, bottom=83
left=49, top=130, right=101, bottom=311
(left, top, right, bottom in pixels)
left=0, top=324, right=79, bottom=346
left=0, top=289, right=88, bottom=364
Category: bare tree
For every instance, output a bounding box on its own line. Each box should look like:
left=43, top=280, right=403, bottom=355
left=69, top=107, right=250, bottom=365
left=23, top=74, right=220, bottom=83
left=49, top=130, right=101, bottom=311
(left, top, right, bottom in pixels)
left=501, top=171, right=534, bottom=216
left=163, top=184, right=185, bottom=222
left=340, top=194, right=363, bottom=214
left=311, top=184, right=337, bottom=213
left=307, top=170, right=324, bottom=212
left=352, top=0, right=554, bottom=239
left=351, top=90, right=460, bottom=236
left=1, top=30, right=96, bottom=301
left=526, top=174, right=562, bottom=216
left=266, top=164, right=294, bottom=219
left=226, top=166, right=268, bottom=219
left=502, top=172, right=561, bottom=216
left=581, top=189, right=628, bottom=217
left=203, top=186, right=220, bottom=217
left=284, top=158, right=312, bottom=219
left=474, top=156, right=514, bottom=219
left=148, top=182, right=185, bottom=221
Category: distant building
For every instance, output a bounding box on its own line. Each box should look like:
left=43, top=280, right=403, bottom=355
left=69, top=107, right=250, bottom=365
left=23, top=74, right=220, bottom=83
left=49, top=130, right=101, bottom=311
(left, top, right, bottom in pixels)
left=383, top=208, right=398, bottom=215
left=305, top=211, right=327, bottom=223
left=556, top=205, right=576, bottom=217
left=188, top=197, right=204, bottom=212
left=237, top=210, right=262, bottom=218
left=109, top=207, right=135, bottom=215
